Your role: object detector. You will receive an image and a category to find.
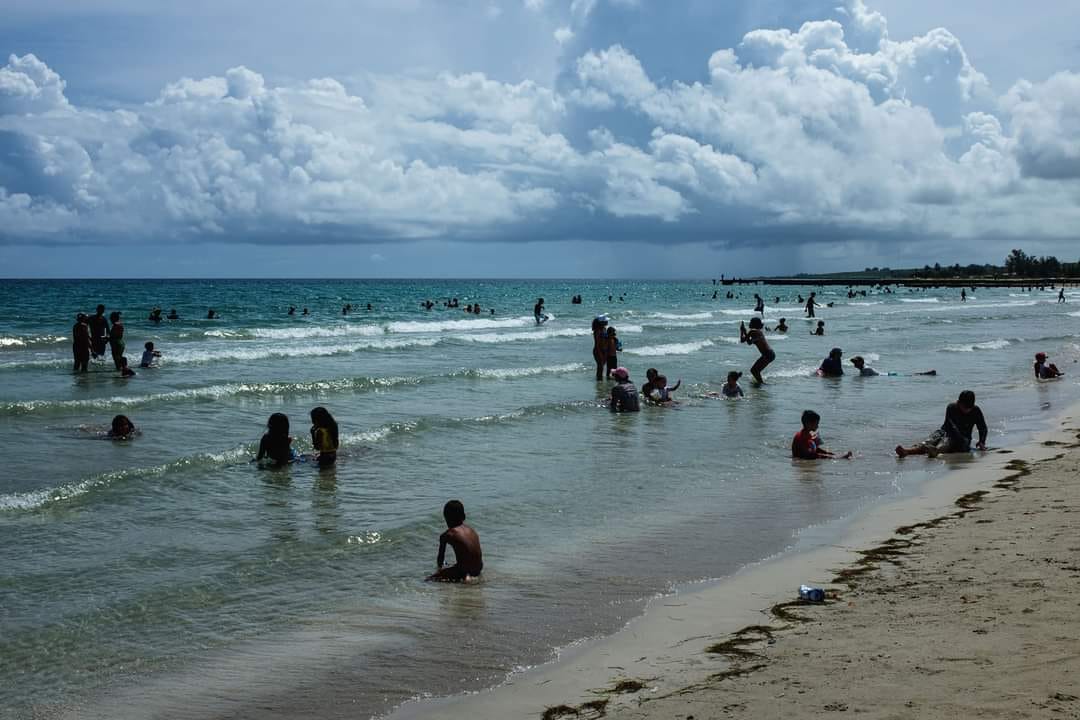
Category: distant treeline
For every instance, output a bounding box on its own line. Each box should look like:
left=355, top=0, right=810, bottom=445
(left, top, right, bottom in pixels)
left=790, top=249, right=1080, bottom=280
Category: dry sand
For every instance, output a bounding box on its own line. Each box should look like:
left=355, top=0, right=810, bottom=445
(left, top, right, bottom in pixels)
left=392, top=414, right=1080, bottom=720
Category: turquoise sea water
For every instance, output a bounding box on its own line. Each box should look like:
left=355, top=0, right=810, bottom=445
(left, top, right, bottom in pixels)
left=1, top=279, right=1078, bottom=719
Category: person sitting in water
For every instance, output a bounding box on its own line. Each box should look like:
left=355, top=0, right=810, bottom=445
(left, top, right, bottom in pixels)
left=792, top=410, right=852, bottom=459
left=609, top=367, right=640, bottom=412
left=771, top=318, right=789, bottom=333
left=850, top=355, right=878, bottom=376
left=640, top=368, right=659, bottom=399
left=166, top=308, right=180, bottom=320
left=257, top=412, right=293, bottom=466
left=108, top=414, right=137, bottom=439
left=895, top=390, right=987, bottom=458
left=140, top=341, right=162, bottom=368
left=818, top=348, right=844, bottom=377
left=207, top=309, right=217, bottom=319
left=427, top=500, right=483, bottom=583
left=648, top=374, right=681, bottom=404
left=149, top=307, right=162, bottom=323
left=739, top=317, right=775, bottom=384
left=310, top=406, right=339, bottom=467
left=811, top=320, right=825, bottom=336
left=118, top=356, right=136, bottom=378
left=721, top=370, right=744, bottom=398
left=1034, top=352, right=1064, bottom=380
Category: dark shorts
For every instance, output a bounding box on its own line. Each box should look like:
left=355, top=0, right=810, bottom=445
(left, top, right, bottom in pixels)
left=761, top=349, right=776, bottom=362
left=91, top=338, right=107, bottom=356
left=922, top=428, right=966, bottom=453
left=441, top=564, right=482, bottom=582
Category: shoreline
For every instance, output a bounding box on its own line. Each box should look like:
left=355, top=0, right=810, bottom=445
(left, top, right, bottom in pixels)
left=386, top=401, right=1080, bottom=720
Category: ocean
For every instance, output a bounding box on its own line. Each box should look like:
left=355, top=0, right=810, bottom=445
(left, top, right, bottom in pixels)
left=1, top=279, right=1077, bottom=719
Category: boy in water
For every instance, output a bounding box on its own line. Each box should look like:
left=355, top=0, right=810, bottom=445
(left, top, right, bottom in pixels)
left=140, top=341, right=162, bottom=368
left=895, top=390, right=988, bottom=458
left=739, top=317, right=775, bottom=384
left=721, top=370, right=744, bottom=398
left=792, top=410, right=852, bottom=459
left=850, top=355, right=879, bottom=376
left=428, top=500, right=483, bottom=582
left=811, top=320, right=825, bottom=336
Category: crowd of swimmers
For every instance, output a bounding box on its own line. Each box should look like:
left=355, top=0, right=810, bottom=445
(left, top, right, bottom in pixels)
left=73, top=285, right=1073, bottom=583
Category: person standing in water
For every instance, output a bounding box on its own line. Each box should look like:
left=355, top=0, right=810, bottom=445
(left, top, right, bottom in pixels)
left=805, top=292, right=819, bottom=318
left=88, top=304, right=110, bottom=359
left=534, top=297, right=548, bottom=324
left=753, top=294, right=765, bottom=315
left=72, top=313, right=91, bottom=373
left=591, top=315, right=609, bottom=381
left=108, top=311, right=125, bottom=370
left=740, top=317, right=775, bottom=385
left=1059, top=288, right=1066, bottom=303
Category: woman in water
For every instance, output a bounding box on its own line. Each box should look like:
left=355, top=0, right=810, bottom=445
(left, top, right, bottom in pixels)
left=310, top=407, right=339, bottom=467
left=257, top=413, right=293, bottom=466
left=591, top=315, right=609, bottom=381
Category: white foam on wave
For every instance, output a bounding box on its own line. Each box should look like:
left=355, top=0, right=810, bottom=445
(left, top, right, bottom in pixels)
left=468, top=363, right=584, bottom=379
left=167, top=337, right=441, bottom=364
left=647, top=312, right=714, bottom=320
left=899, top=298, right=941, bottom=303
left=0, top=334, right=67, bottom=349
left=625, top=340, right=715, bottom=356
left=945, top=339, right=1011, bottom=352
left=249, top=324, right=386, bottom=340
left=1069, top=311, right=1080, bottom=318
left=847, top=301, right=883, bottom=306
left=387, top=316, right=536, bottom=334
left=768, top=364, right=821, bottom=378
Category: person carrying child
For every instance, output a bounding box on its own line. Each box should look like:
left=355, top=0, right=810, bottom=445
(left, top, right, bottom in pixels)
left=427, top=500, right=483, bottom=582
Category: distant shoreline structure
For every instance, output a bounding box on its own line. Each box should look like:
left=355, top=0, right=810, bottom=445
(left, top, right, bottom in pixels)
left=726, top=276, right=1077, bottom=287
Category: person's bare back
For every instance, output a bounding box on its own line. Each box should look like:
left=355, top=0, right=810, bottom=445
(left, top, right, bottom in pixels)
left=428, top=500, right=484, bottom=582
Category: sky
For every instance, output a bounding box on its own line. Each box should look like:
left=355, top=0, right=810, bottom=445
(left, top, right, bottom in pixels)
left=1, top=0, right=1079, bottom=278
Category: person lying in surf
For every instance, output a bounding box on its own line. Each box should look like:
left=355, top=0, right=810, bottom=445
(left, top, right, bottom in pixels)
left=850, top=355, right=878, bottom=376
left=108, top=415, right=138, bottom=439
left=427, top=500, right=483, bottom=582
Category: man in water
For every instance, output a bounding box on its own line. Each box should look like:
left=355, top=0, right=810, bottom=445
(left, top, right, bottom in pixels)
left=895, top=390, right=988, bottom=458
left=805, top=292, right=819, bottom=318
left=88, top=304, right=109, bottom=359
left=1059, top=289, right=1066, bottom=303
left=819, top=348, right=844, bottom=377
left=533, top=295, right=548, bottom=323
left=72, top=313, right=91, bottom=373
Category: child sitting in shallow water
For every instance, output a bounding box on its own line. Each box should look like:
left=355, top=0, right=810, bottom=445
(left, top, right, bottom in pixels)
left=721, top=370, right=744, bottom=398
left=427, top=500, right=483, bottom=583
left=257, top=413, right=293, bottom=466
left=108, top=415, right=137, bottom=439
left=140, top=341, right=162, bottom=368
left=648, top=374, right=681, bottom=403
left=791, top=410, right=852, bottom=460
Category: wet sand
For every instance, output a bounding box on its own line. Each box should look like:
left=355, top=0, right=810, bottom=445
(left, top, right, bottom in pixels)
left=391, top=407, right=1080, bottom=720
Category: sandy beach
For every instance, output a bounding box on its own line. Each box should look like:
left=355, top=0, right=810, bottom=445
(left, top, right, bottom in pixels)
left=392, top=409, right=1080, bottom=720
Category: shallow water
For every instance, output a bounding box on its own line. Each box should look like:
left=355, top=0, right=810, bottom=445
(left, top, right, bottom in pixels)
left=1, top=279, right=1078, bottom=719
